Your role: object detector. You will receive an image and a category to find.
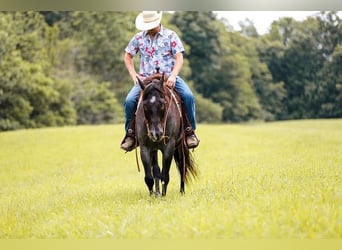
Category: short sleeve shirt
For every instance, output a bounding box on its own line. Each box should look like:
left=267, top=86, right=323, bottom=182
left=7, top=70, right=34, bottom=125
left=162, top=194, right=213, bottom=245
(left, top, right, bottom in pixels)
left=125, top=25, right=185, bottom=77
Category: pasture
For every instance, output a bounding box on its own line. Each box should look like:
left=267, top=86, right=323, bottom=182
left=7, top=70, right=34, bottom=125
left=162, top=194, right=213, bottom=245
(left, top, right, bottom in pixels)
left=0, top=120, right=341, bottom=238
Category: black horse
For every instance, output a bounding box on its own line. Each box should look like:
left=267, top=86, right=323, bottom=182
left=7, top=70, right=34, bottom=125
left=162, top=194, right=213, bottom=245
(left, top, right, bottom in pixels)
left=136, top=74, right=198, bottom=196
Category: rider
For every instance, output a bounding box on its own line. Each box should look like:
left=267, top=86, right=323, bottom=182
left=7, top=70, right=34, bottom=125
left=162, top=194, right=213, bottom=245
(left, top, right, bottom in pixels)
left=120, top=11, right=200, bottom=151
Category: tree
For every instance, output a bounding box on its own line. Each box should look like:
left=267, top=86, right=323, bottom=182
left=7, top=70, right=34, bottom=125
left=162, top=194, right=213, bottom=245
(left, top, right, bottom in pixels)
left=66, top=12, right=136, bottom=83
left=171, top=11, right=221, bottom=98
left=214, top=52, right=262, bottom=122
left=72, top=76, right=123, bottom=124
left=316, top=45, right=342, bottom=117
left=239, top=18, right=259, bottom=38
left=0, top=12, right=76, bottom=130
left=314, top=12, right=342, bottom=117
left=262, top=12, right=341, bottom=119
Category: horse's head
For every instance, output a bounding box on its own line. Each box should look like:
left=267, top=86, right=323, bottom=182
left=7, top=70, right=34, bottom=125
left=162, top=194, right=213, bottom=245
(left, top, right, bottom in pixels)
left=138, top=74, right=166, bottom=142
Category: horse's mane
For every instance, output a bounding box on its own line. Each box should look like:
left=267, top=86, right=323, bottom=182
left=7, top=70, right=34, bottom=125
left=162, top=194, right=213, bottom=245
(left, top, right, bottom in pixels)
left=143, top=73, right=168, bottom=85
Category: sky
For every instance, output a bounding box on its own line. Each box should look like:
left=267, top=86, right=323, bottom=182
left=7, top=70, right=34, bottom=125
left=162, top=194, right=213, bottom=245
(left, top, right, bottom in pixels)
left=215, top=11, right=329, bottom=34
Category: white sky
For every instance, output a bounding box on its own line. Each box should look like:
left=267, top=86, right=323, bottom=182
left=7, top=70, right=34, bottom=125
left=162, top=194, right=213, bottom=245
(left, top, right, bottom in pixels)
left=215, top=11, right=327, bottom=34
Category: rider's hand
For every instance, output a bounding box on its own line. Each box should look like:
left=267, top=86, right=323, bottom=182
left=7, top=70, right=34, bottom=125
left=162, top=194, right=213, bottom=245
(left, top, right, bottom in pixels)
left=166, top=74, right=176, bottom=88
left=132, top=74, right=143, bottom=85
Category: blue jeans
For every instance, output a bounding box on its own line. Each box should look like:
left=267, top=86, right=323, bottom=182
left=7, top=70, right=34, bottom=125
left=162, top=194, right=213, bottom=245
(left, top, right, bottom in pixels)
left=124, top=76, right=196, bottom=132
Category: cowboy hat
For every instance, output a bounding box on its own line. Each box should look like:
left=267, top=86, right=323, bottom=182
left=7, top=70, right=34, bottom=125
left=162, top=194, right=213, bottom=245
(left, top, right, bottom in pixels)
left=135, top=11, right=163, bottom=31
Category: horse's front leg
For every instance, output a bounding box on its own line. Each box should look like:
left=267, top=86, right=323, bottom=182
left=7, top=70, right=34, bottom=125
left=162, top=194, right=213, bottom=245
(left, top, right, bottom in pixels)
left=140, top=146, right=154, bottom=195
left=151, top=151, right=161, bottom=196
left=161, top=146, right=175, bottom=196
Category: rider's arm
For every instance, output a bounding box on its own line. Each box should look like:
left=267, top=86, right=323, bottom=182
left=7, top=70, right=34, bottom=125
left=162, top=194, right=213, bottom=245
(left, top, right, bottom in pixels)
left=166, top=52, right=183, bottom=88
left=171, top=52, right=183, bottom=77
left=124, top=52, right=141, bottom=84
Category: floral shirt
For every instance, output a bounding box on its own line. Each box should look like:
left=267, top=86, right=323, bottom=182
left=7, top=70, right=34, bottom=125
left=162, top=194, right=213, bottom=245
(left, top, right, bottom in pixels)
left=125, top=25, right=185, bottom=77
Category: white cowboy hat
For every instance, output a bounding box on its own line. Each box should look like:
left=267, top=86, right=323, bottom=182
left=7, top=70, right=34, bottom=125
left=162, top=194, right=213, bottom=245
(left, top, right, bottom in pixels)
left=135, top=11, right=163, bottom=31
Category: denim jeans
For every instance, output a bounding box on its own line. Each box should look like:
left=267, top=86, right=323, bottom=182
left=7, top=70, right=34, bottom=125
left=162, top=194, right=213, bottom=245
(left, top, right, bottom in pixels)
left=124, top=76, right=196, bottom=132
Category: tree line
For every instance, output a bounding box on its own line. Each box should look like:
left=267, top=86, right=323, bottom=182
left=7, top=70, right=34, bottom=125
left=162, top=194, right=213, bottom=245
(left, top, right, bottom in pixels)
left=0, top=11, right=341, bottom=131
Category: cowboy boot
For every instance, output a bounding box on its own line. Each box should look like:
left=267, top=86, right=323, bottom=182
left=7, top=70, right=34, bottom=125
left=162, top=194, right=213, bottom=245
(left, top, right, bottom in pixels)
left=182, top=108, right=200, bottom=149
left=185, top=126, right=200, bottom=149
left=120, top=118, right=137, bottom=152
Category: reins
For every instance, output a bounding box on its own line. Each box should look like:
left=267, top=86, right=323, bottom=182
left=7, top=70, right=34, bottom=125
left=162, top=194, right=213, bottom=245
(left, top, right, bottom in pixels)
left=134, top=142, right=140, bottom=172
left=140, top=84, right=179, bottom=144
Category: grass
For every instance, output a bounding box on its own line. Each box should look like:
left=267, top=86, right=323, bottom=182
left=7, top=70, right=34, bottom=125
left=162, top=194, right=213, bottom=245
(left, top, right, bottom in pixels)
left=0, top=119, right=341, bottom=238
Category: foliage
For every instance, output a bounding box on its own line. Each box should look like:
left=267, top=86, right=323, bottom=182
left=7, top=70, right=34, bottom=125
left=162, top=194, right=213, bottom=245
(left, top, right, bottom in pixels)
left=171, top=11, right=221, bottom=98
left=262, top=11, right=341, bottom=119
left=72, top=75, right=123, bottom=124
left=0, top=12, right=76, bottom=130
left=194, top=91, right=223, bottom=123
left=317, top=44, right=342, bottom=117
left=0, top=11, right=341, bottom=131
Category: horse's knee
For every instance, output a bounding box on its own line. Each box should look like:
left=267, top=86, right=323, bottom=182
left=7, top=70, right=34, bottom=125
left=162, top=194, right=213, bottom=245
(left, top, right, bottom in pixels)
left=153, top=166, right=161, bottom=178
left=144, top=176, right=154, bottom=190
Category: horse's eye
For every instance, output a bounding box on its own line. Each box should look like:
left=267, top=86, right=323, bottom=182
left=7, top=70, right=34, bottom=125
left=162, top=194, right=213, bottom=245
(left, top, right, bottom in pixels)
left=160, top=100, right=165, bottom=109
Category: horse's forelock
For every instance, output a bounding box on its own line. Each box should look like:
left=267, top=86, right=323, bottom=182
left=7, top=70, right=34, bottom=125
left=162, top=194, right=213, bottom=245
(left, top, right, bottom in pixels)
left=143, top=80, right=164, bottom=99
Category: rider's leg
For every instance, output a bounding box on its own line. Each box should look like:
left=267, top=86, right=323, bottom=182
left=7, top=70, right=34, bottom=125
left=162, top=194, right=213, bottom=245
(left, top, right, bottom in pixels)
left=121, top=84, right=141, bottom=151
left=174, top=77, right=200, bottom=148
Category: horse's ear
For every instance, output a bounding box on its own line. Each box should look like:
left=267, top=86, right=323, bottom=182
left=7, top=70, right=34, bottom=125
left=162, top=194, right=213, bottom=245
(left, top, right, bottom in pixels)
left=137, top=76, right=145, bottom=90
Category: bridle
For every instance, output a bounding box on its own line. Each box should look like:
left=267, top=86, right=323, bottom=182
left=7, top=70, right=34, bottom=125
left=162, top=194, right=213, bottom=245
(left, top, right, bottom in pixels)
left=141, top=83, right=179, bottom=144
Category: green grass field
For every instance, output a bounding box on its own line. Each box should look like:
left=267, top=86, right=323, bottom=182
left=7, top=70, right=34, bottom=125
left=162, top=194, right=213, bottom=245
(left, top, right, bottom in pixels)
left=0, top=120, right=341, bottom=238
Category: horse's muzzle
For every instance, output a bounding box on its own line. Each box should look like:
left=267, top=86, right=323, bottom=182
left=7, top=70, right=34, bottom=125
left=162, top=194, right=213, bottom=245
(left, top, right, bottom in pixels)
left=150, top=127, right=164, bottom=142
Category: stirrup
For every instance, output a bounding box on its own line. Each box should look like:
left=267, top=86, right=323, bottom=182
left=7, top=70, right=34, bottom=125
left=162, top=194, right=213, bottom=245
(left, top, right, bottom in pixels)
left=120, top=129, right=137, bottom=152
left=185, top=127, right=194, bottom=136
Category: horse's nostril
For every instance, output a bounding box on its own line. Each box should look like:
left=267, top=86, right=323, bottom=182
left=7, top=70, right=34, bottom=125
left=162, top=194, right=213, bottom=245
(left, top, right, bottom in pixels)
left=151, top=129, right=163, bottom=141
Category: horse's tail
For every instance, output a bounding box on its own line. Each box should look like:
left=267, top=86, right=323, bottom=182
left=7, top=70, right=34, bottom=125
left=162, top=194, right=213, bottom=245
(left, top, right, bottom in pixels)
left=174, top=144, right=199, bottom=184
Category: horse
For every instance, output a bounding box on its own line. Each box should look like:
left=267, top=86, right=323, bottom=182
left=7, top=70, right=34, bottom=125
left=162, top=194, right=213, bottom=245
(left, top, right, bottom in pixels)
left=135, top=73, right=198, bottom=196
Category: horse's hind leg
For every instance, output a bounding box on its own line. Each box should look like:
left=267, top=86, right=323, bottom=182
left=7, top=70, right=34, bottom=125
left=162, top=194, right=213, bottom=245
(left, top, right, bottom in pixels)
left=174, top=147, right=185, bottom=195
left=151, top=151, right=161, bottom=196
left=180, top=179, right=185, bottom=195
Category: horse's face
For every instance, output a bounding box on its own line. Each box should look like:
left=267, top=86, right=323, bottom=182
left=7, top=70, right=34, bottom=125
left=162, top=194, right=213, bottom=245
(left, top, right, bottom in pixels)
left=142, top=79, right=166, bottom=142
